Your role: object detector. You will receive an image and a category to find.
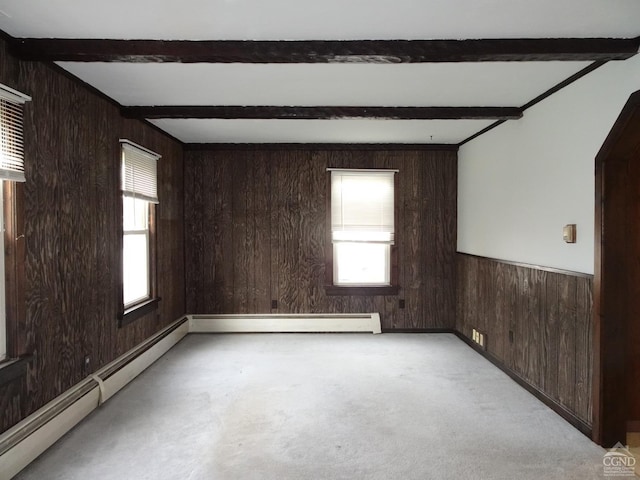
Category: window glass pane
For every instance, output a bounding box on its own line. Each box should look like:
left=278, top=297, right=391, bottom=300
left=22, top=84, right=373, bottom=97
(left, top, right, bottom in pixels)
left=123, top=196, right=148, bottom=231
left=334, top=242, right=389, bottom=285
left=123, top=233, right=149, bottom=306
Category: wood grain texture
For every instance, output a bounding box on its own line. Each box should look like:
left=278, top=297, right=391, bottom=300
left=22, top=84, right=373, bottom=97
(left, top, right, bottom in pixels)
left=184, top=149, right=457, bottom=330
left=121, top=105, right=523, bottom=120
left=456, top=253, right=594, bottom=426
left=0, top=37, right=185, bottom=434
left=13, top=38, right=640, bottom=63
left=593, top=89, right=640, bottom=446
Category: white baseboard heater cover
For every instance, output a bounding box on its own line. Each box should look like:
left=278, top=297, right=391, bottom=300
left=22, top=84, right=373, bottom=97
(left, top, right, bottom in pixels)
left=0, top=312, right=381, bottom=478
left=0, top=317, right=189, bottom=480
left=189, top=313, right=382, bottom=334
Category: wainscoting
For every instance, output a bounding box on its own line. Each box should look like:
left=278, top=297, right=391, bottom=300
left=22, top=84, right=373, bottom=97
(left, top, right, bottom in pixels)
left=456, top=253, right=593, bottom=430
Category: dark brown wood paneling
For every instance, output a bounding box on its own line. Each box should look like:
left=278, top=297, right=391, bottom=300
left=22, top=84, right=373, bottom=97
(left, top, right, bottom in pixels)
left=542, top=273, right=559, bottom=399
left=456, top=253, right=593, bottom=427
left=575, top=279, right=593, bottom=424
left=0, top=36, right=185, bottom=434
left=252, top=155, right=271, bottom=313
left=594, top=90, right=640, bottom=446
left=557, top=275, right=577, bottom=408
left=232, top=153, right=249, bottom=313
left=184, top=149, right=457, bottom=329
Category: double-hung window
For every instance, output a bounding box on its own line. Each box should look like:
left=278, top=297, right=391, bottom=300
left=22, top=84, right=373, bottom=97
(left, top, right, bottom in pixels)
left=120, top=140, right=160, bottom=317
left=0, top=83, right=30, bottom=361
left=329, top=169, right=397, bottom=288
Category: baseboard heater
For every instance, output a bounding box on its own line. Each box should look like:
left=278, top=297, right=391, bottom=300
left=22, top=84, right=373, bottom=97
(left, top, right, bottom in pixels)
left=0, top=316, right=189, bottom=480
left=188, top=313, right=382, bottom=334
left=0, top=312, right=380, bottom=478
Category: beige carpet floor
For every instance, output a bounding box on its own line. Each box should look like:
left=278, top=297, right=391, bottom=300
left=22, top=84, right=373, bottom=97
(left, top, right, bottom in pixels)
left=14, top=333, right=610, bottom=480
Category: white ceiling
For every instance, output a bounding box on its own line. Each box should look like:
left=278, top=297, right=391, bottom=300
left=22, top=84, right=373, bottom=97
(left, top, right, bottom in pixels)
left=0, top=1, right=638, bottom=144
left=149, top=118, right=495, bottom=144
left=0, top=0, right=639, bottom=40
left=58, top=62, right=591, bottom=107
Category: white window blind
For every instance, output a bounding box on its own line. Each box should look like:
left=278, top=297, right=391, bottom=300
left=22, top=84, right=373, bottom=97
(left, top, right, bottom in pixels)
left=330, top=169, right=396, bottom=244
left=0, top=84, right=31, bottom=183
left=120, top=139, right=160, bottom=204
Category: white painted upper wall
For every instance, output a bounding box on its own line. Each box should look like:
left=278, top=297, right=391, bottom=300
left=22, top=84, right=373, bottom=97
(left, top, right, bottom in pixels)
left=458, top=55, right=640, bottom=274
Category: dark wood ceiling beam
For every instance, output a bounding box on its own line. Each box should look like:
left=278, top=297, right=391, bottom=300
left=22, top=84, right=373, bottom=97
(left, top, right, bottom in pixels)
left=10, top=37, right=640, bottom=63
left=458, top=60, right=608, bottom=146
left=121, top=105, right=523, bottom=120
left=183, top=143, right=459, bottom=151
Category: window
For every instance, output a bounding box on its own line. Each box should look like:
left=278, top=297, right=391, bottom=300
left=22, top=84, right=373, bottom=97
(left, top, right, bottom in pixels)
left=0, top=83, right=29, bottom=361
left=123, top=196, right=150, bottom=306
left=328, top=169, right=397, bottom=292
left=0, top=184, right=5, bottom=361
left=120, top=140, right=160, bottom=320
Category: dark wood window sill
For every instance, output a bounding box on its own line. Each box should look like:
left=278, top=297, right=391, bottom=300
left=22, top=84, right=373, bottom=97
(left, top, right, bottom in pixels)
left=119, top=297, right=161, bottom=327
left=0, top=355, right=32, bottom=387
left=324, top=285, right=399, bottom=296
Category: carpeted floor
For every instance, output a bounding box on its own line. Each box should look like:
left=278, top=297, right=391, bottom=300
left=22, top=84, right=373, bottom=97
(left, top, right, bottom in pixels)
left=628, top=433, right=640, bottom=477
left=14, top=333, right=609, bottom=479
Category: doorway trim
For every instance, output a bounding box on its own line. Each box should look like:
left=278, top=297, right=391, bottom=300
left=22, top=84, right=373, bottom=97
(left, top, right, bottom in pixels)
left=593, top=89, right=640, bottom=446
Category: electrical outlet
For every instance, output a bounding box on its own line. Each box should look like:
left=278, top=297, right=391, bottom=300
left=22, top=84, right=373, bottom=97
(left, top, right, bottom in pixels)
left=83, top=355, right=91, bottom=372
left=471, top=328, right=487, bottom=351
left=399, top=299, right=405, bottom=309
left=271, top=300, right=278, bottom=309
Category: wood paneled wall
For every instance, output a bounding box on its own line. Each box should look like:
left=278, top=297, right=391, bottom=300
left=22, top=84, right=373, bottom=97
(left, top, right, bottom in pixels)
left=184, top=149, right=457, bottom=330
left=0, top=39, right=185, bottom=434
left=456, top=253, right=593, bottom=427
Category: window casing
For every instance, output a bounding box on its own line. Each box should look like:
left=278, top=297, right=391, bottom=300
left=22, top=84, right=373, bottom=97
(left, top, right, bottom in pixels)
left=0, top=183, right=5, bottom=361
left=0, top=83, right=29, bottom=363
left=0, top=84, right=30, bottom=182
left=120, top=140, right=160, bottom=323
left=327, top=169, right=398, bottom=294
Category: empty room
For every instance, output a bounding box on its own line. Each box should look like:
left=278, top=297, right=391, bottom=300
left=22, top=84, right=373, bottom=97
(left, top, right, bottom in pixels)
left=0, top=1, right=639, bottom=479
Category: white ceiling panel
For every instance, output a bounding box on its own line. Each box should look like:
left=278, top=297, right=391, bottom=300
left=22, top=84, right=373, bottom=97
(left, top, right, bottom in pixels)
left=2, top=1, right=637, bottom=145
left=58, top=62, right=590, bottom=107
left=149, top=118, right=495, bottom=144
left=0, top=0, right=638, bottom=40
